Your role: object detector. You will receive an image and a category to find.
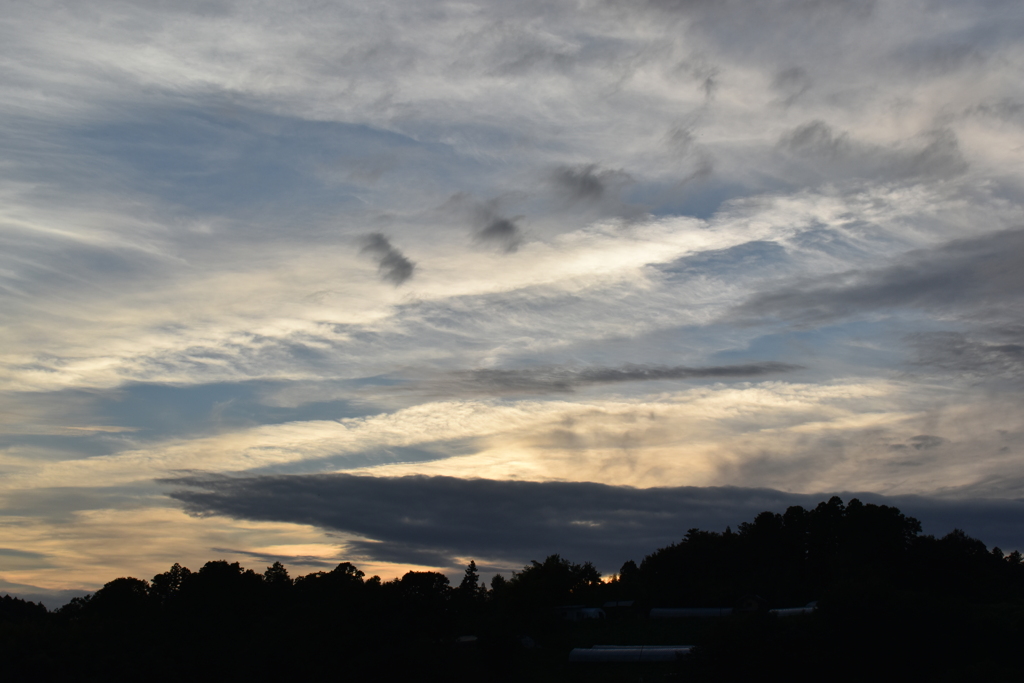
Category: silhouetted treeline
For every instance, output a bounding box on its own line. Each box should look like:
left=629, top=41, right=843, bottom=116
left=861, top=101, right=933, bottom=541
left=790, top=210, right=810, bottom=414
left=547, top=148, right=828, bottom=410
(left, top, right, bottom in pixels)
left=6, top=497, right=1024, bottom=681
left=613, top=495, right=1024, bottom=608
left=616, top=497, right=1024, bottom=681
left=0, top=593, right=48, bottom=623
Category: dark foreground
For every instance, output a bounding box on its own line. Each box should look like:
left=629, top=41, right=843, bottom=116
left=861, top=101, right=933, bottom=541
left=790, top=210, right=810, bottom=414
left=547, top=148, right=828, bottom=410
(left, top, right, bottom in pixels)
left=4, top=497, right=1023, bottom=681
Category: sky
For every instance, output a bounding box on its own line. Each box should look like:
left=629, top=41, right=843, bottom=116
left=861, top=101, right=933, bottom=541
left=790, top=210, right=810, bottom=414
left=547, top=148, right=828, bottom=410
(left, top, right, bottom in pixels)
left=2, top=0, right=1024, bottom=607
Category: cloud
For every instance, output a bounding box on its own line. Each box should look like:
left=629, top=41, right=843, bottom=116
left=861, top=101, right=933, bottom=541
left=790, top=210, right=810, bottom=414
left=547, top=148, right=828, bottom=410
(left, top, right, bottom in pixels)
left=442, top=362, right=804, bottom=395
left=731, top=228, right=1024, bottom=326
left=779, top=120, right=851, bottom=158
left=908, top=332, right=1024, bottom=379
left=359, top=233, right=415, bottom=285
left=168, top=474, right=1024, bottom=572
left=966, top=99, right=1024, bottom=124
left=440, top=193, right=525, bottom=253
left=0, top=576, right=88, bottom=611
left=778, top=122, right=969, bottom=182
left=908, top=434, right=947, bottom=450
left=552, top=164, right=610, bottom=201
left=772, top=66, right=812, bottom=105
left=344, top=540, right=455, bottom=568
left=0, top=547, right=54, bottom=570
left=886, top=435, right=948, bottom=451
left=657, top=239, right=789, bottom=279
left=550, top=164, right=634, bottom=203
left=890, top=40, right=985, bottom=77
left=475, top=216, right=523, bottom=253
left=628, top=0, right=876, bottom=22
left=209, top=547, right=341, bottom=569
left=545, top=163, right=648, bottom=219
left=470, top=198, right=524, bottom=253
left=0, top=486, right=157, bottom=524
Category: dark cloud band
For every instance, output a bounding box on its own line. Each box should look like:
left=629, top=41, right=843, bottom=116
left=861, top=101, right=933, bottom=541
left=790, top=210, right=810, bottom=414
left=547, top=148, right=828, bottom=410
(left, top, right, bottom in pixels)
left=167, top=474, right=1024, bottom=574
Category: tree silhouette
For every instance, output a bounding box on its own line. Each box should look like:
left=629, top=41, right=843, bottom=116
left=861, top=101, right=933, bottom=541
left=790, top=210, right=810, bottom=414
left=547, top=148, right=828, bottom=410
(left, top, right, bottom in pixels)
left=394, top=570, right=452, bottom=606
left=459, top=560, right=481, bottom=593
left=505, top=554, right=602, bottom=610
left=150, top=562, right=191, bottom=602
left=264, top=561, right=292, bottom=588
left=89, top=577, right=152, bottom=620
left=0, top=594, right=47, bottom=623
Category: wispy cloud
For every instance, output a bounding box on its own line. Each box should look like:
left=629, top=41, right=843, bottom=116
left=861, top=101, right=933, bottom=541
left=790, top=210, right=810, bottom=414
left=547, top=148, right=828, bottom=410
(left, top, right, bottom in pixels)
left=731, top=228, right=1024, bottom=326
left=909, top=332, right=1024, bottom=380
left=777, top=122, right=969, bottom=182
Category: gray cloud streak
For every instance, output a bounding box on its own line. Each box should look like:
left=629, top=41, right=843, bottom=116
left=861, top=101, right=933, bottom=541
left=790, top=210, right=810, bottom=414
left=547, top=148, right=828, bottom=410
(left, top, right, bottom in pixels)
left=909, top=331, right=1024, bottom=378
left=732, top=228, right=1024, bottom=326
left=209, top=547, right=341, bottom=569
left=445, top=361, right=804, bottom=395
